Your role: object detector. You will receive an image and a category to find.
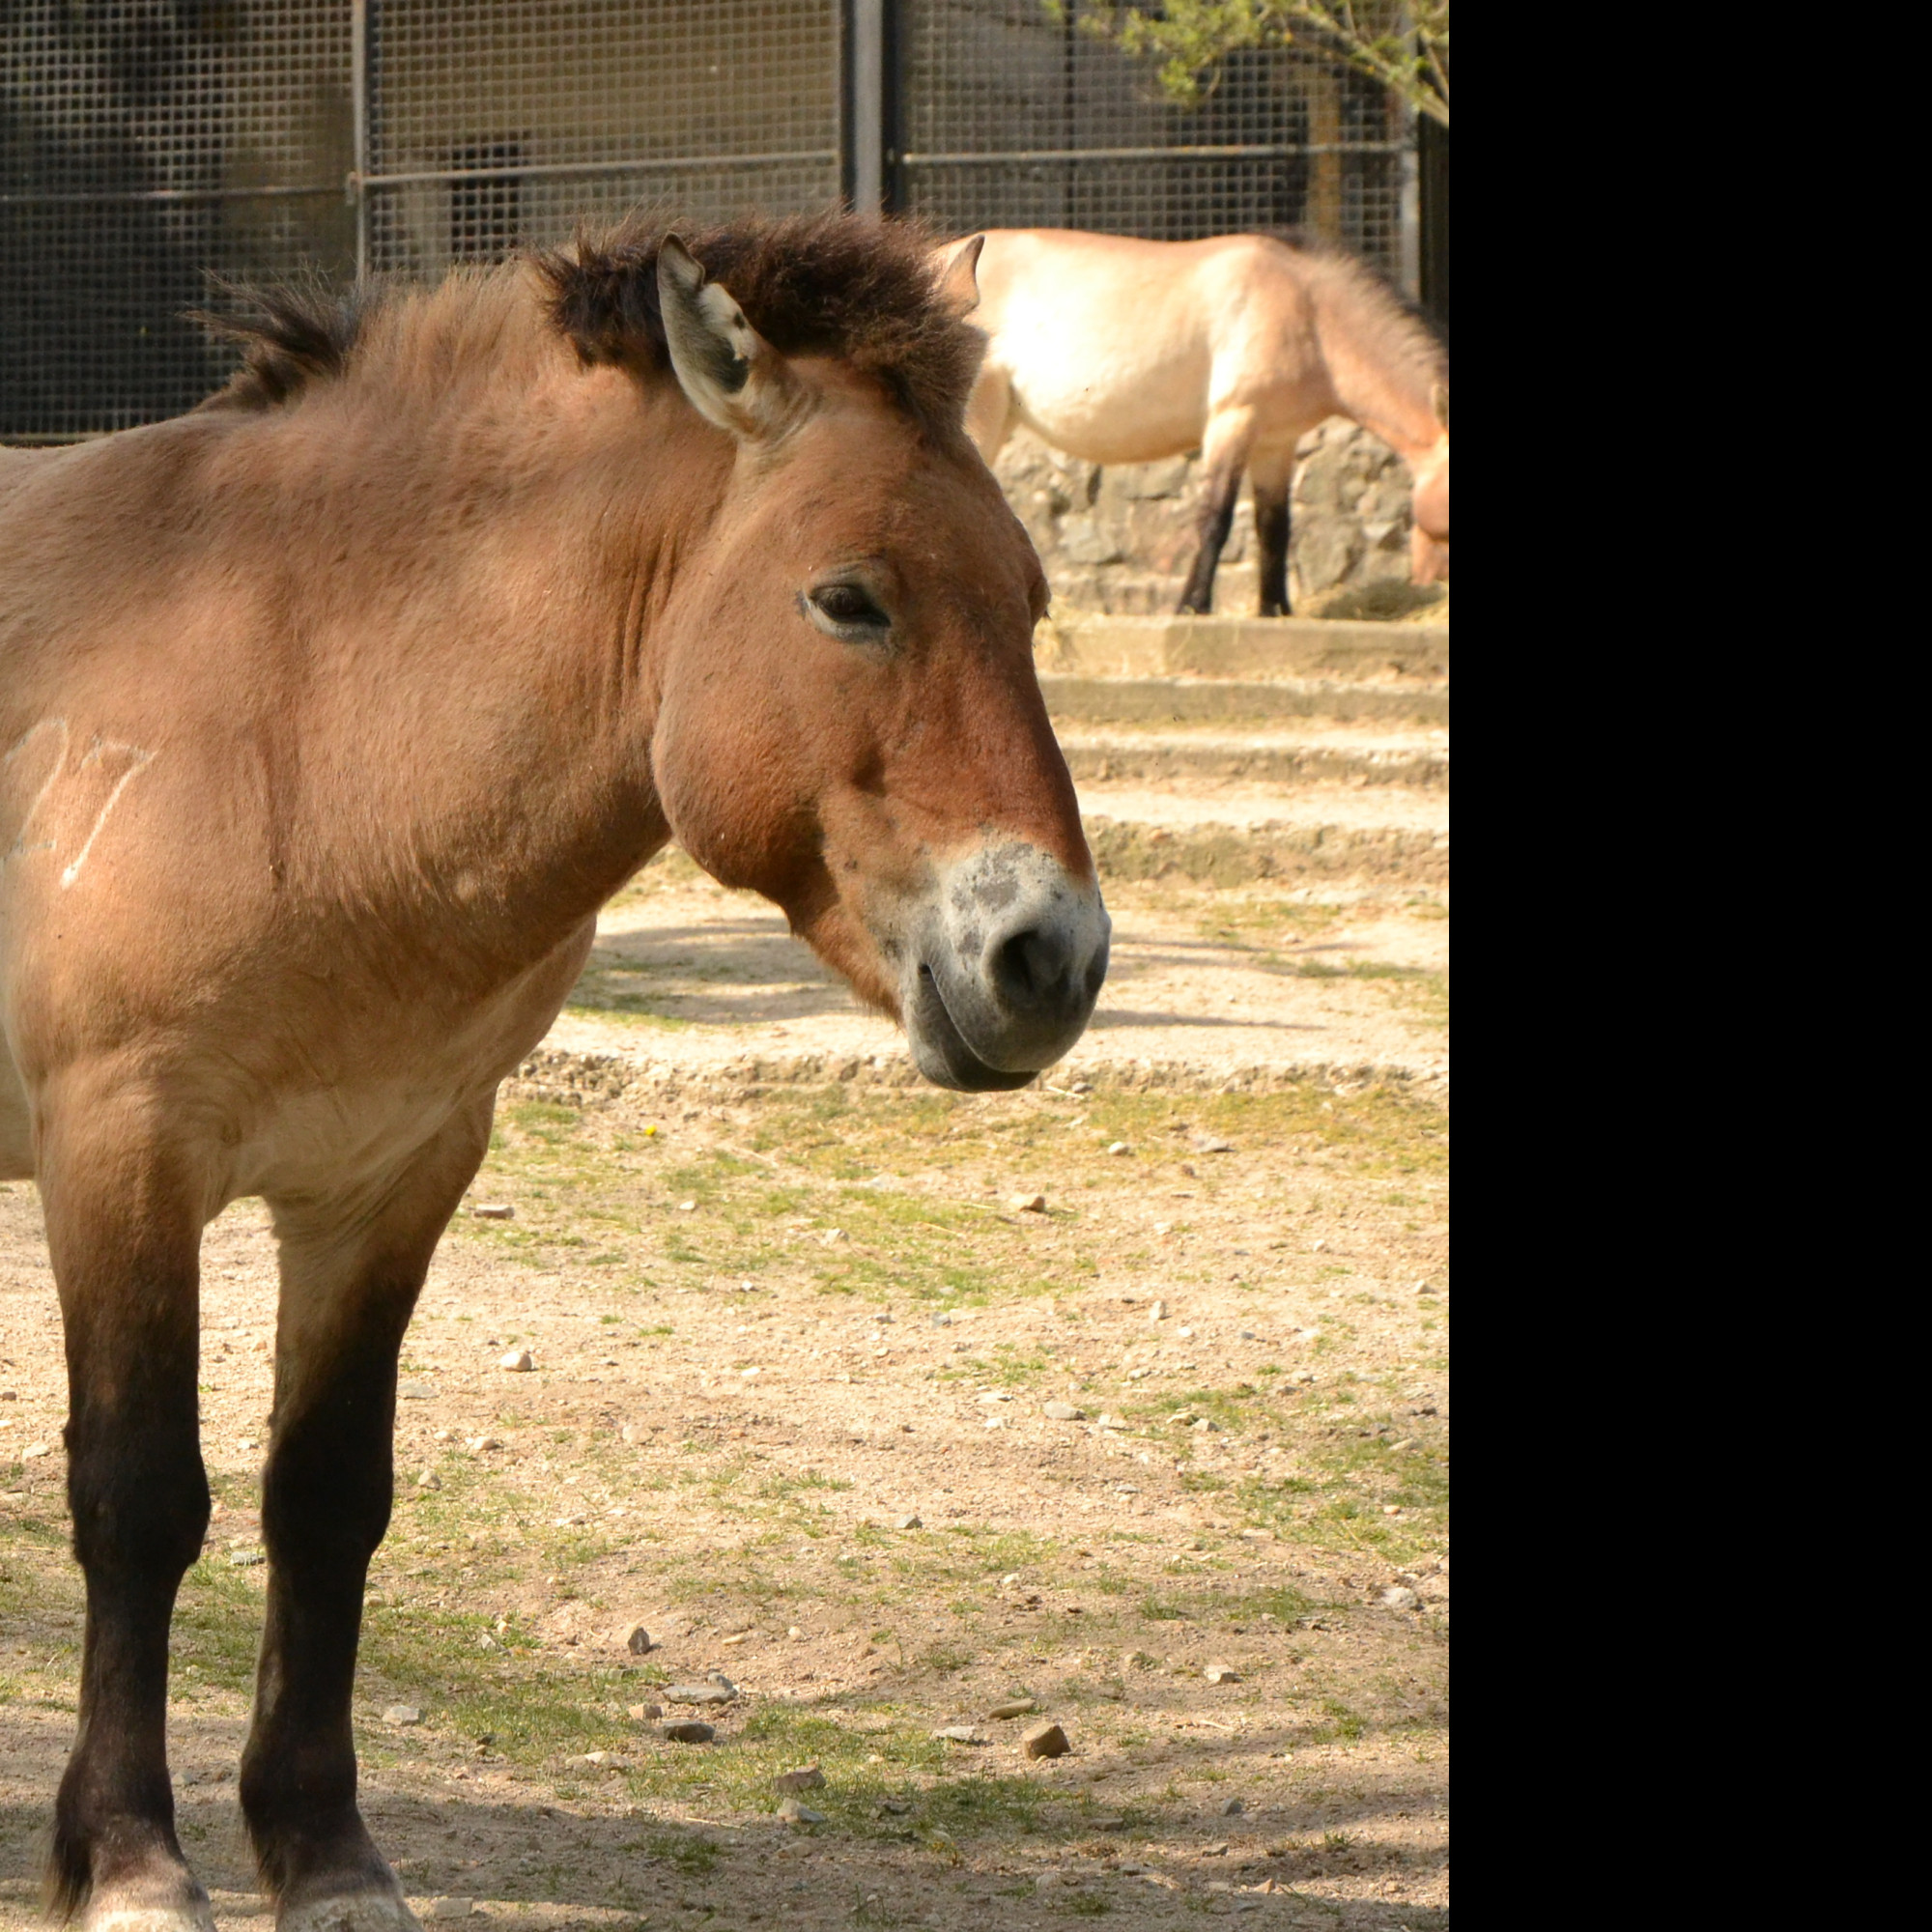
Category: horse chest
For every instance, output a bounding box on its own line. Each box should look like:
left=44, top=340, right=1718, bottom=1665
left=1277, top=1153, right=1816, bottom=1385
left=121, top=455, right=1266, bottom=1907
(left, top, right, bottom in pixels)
left=226, top=934, right=587, bottom=1204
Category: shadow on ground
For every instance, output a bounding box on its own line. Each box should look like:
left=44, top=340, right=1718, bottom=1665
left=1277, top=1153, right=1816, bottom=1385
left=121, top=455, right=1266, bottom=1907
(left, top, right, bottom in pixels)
left=0, top=1775, right=1450, bottom=1927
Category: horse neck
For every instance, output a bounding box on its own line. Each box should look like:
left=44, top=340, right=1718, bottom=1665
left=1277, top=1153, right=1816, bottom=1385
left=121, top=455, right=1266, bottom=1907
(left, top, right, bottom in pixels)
left=279, top=369, right=718, bottom=949
left=1307, top=288, right=1443, bottom=465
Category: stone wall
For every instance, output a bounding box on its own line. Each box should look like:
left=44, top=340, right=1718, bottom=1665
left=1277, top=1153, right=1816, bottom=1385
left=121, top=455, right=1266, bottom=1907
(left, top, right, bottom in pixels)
left=992, top=418, right=1420, bottom=616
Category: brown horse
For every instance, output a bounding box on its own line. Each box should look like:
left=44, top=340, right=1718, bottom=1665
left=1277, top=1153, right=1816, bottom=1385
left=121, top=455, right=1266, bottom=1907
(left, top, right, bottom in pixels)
left=0, top=213, right=1106, bottom=1932
left=959, top=228, right=1450, bottom=614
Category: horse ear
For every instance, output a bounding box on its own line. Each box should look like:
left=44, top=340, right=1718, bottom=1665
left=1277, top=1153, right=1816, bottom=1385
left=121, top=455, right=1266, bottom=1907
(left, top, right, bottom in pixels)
left=932, top=234, right=985, bottom=318
left=1431, top=381, right=1450, bottom=433
left=656, top=236, right=800, bottom=439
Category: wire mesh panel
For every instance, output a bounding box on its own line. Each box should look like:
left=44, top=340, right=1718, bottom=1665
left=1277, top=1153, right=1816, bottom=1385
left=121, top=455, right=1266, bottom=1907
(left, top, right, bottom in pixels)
left=1, top=1, right=355, bottom=439
left=898, top=0, right=1409, bottom=276
left=3, top=2, right=842, bottom=440
left=362, top=2, right=841, bottom=280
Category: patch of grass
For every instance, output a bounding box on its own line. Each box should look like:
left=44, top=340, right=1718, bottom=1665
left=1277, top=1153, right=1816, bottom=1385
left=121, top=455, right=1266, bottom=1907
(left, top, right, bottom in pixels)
left=1278, top=958, right=1429, bottom=982
left=504, top=1100, right=586, bottom=1144
left=646, top=1829, right=721, bottom=1876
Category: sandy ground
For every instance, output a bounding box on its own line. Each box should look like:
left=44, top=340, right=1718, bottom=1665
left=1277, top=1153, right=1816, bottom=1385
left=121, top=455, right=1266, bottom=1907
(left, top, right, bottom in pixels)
left=1074, top=785, right=1447, bottom=836
left=1, top=1070, right=1447, bottom=1931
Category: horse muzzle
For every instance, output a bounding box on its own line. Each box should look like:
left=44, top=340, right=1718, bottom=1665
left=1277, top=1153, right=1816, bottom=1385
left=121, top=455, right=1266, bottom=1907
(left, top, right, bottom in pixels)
left=902, top=843, right=1110, bottom=1092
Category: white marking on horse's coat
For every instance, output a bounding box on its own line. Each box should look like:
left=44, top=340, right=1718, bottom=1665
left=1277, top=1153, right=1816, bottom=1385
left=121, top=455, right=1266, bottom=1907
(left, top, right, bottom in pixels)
left=1, top=721, right=156, bottom=886
left=2, top=718, right=69, bottom=862
left=60, top=737, right=156, bottom=888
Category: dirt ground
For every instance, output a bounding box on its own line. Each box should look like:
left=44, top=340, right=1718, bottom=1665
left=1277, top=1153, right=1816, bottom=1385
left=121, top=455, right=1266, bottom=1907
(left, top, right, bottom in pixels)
left=0, top=880, right=1447, bottom=1932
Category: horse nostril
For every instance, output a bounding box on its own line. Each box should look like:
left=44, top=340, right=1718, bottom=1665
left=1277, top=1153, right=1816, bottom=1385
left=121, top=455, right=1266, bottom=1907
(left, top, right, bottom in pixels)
left=991, top=924, right=1072, bottom=1010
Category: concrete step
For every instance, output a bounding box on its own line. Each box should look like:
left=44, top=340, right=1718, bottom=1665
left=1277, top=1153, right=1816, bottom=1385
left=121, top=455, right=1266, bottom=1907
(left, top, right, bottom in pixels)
left=1078, top=783, right=1447, bottom=889
left=1037, top=611, right=1448, bottom=684
left=1041, top=672, right=1446, bottom=728
left=1058, top=725, right=1448, bottom=788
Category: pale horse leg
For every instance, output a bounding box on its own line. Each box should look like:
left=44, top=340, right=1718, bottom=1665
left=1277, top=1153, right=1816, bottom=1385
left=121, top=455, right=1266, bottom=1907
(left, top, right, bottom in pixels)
left=1177, top=406, right=1259, bottom=616
left=1249, top=443, right=1297, bottom=618
left=962, top=362, right=1015, bottom=465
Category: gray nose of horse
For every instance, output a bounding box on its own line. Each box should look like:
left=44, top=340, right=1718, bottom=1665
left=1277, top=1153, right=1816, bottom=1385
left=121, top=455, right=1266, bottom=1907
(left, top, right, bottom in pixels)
left=988, top=912, right=1101, bottom=1029
left=907, top=843, right=1110, bottom=1092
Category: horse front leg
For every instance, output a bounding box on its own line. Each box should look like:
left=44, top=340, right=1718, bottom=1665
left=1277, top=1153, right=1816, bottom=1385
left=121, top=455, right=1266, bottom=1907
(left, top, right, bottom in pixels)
left=242, top=1096, right=494, bottom=1932
left=1177, top=407, right=1257, bottom=615
left=39, top=1084, right=214, bottom=1932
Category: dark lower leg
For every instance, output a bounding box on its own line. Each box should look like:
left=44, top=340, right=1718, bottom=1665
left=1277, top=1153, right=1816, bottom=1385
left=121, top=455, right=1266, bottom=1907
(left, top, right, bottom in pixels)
left=1255, top=484, right=1292, bottom=617
left=50, top=1298, right=210, bottom=1920
left=1178, top=465, right=1241, bottom=615
left=242, top=1104, right=490, bottom=1909
left=242, top=1314, right=412, bottom=1904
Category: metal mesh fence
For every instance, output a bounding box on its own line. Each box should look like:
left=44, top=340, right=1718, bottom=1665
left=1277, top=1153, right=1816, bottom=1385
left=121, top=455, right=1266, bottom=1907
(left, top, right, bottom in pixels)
left=1, top=0, right=355, bottom=439
left=2, top=2, right=1416, bottom=440
left=361, top=2, right=839, bottom=282
left=898, top=0, right=1411, bottom=277
left=2, top=1, right=841, bottom=440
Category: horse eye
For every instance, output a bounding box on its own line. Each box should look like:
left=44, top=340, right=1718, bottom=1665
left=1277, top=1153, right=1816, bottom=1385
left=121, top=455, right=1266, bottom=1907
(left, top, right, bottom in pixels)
left=807, top=582, right=889, bottom=633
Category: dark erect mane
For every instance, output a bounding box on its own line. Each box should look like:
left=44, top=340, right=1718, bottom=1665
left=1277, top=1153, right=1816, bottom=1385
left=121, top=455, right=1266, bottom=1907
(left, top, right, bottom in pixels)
left=191, top=273, right=379, bottom=410
left=192, top=212, right=984, bottom=429
left=534, top=211, right=985, bottom=430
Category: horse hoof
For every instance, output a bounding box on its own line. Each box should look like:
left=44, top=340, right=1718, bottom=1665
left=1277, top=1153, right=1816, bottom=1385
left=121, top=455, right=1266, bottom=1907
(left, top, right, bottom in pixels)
left=278, top=1889, right=421, bottom=1932
left=80, top=1881, right=216, bottom=1932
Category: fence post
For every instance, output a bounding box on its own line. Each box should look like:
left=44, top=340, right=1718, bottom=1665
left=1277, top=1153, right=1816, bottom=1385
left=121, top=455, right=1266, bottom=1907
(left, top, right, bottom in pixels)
left=350, top=0, right=371, bottom=279
left=845, top=0, right=898, bottom=214
left=1397, top=99, right=1421, bottom=302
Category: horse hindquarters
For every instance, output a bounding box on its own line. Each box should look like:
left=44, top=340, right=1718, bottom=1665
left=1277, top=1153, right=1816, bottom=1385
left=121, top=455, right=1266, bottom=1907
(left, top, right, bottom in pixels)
left=38, top=1072, right=214, bottom=1932
left=241, top=1094, right=495, bottom=1932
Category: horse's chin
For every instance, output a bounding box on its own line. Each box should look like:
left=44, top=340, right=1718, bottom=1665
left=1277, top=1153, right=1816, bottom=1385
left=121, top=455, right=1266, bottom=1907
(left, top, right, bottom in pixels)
left=1410, top=531, right=1450, bottom=585
left=905, top=966, right=1041, bottom=1093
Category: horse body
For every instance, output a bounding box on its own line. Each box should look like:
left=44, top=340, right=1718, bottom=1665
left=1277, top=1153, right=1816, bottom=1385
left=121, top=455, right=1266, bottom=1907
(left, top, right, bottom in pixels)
left=962, top=228, right=1449, bottom=613
left=2, top=216, right=1106, bottom=1932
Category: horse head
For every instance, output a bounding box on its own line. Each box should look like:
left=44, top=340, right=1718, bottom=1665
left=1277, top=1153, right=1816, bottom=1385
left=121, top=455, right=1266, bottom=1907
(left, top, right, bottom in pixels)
left=550, top=223, right=1108, bottom=1091
left=1409, top=382, right=1449, bottom=584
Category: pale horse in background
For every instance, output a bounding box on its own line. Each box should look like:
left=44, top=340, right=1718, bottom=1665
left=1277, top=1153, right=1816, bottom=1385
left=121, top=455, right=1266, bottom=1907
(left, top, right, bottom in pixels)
left=955, top=228, right=1449, bottom=615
